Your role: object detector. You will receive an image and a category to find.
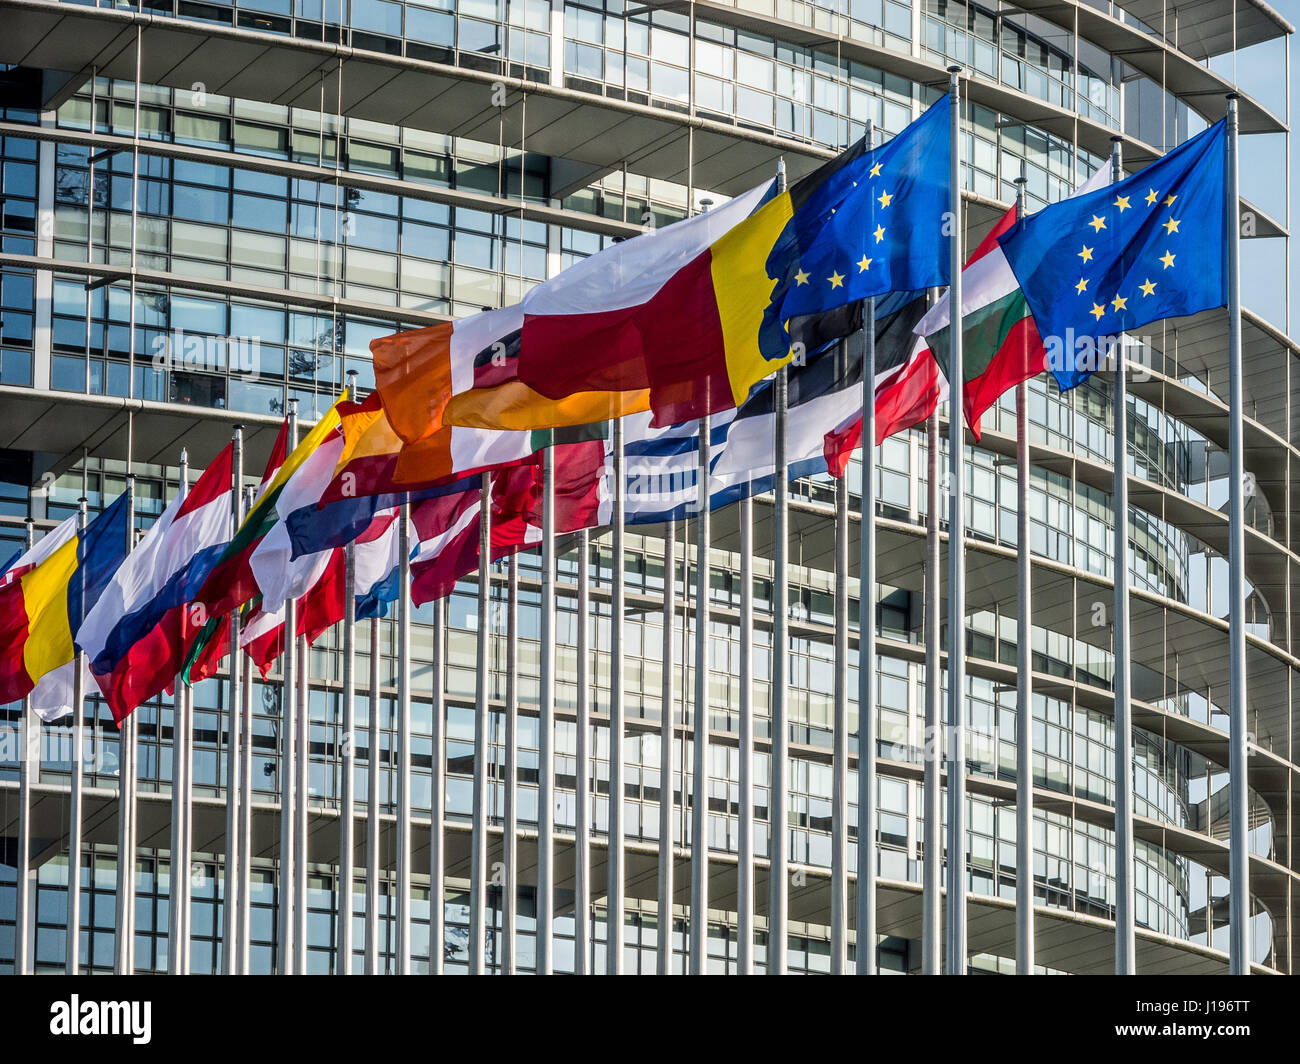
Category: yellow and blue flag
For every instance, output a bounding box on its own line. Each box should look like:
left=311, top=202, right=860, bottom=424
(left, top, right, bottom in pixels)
left=998, top=119, right=1227, bottom=390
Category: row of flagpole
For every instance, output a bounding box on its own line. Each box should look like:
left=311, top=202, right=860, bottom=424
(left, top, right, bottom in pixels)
left=12, top=76, right=1258, bottom=979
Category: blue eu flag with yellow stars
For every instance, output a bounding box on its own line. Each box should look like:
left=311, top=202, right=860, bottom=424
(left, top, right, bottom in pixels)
left=998, top=119, right=1227, bottom=391
left=774, top=93, right=952, bottom=330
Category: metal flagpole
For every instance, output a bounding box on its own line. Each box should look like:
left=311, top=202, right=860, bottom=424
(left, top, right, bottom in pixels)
left=689, top=413, right=711, bottom=975
left=856, top=117, right=879, bottom=977
left=944, top=65, right=968, bottom=975
left=469, top=475, right=492, bottom=974
left=1224, top=93, right=1250, bottom=975
left=737, top=497, right=754, bottom=975
left=237, top=485, right=255, bottom=975
left=831, top=338, right=850, bottom=975
left=575, top=527, right=592, bottom=974
left=293, top=627, right=309, bottom=973
left=365, top=613, right=381, bottom=975
left=15, top=517, right=34, bottom=977
left=335, top=543, right=356, bottom=972
left=170, top=450, right=192, bottom=975
left=339, top=543, right=357, bottom=974
left=223, top=429, right=244, bottom=975
left=396, top=499, right=413, bottom=974
left=115, top=474, right=137, bottom=975
left=657, top=520, right=676, bottom=975
left=67, top=501, right=88, bottom=975
left=429, top=596, right=446, bottom=974
left=1012, top=176, right=1035, bottom=975
left=338, top=371, right=359, bottom=975
left=537, top=447, right=555, bottom=973
left=769, top=156, right=790, bottom=977
left=277, top=399, right=299, bottom=975
left=922, top=405, right=942, bottom=975
left=1107, top=136, right=1136, bottom=976
left=857, top=289, right=879, bottom=975
left=608, top=416, right=626, bottom=974
left=502, top=553, right=519, bottom=974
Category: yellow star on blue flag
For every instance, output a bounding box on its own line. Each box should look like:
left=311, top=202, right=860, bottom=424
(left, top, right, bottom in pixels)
left=999, top=119, right=1227, bottom=390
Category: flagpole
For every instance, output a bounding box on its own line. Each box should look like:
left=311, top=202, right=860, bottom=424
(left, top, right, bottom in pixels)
left=769, top=155, right=790, bottom=977
left=180, top=681, right=195, bottom=974
left=502, top=552, right=518, bottom=975
left=396, top=499, right=413, bottom=974
left=858, top=290, right=879, bottom=975
left=277, top=399, right=299, bottom=975
left=575, top=526, right=592, bottom=974
left=657, top=519, right=677, bottom=975
left=15, top=516, right=33, bottom=977
left=223, top=429, right=243, bottom=975
left=831, top=338, right=850, bottom=975
left=922, top=404, right=942, bottom=975
left=335, top=538, right=357, bottom=975
left=689, top=411, right=711, bottom=975
left=609, top=415, right=626, bottom=975
left=338, top=374, right=358, bottom=976
left=1107, top=136, right=1136, bottom=976
left=469, top=474, right=492, bottom=974
left=944, top=65, right=968, bottom=975
left=67, top=500, right=87, bottom=975
left=293, top=624, right=309, bottom=974
left=736, top=497, right=753, bottom=976
left=237, top=484, right=255, bottom=975
left=365, top=612, right=381, bottom=974
left=170, top=449, right=192, bottom=975
left=115, top=473, right=137, bottom=975
left=1224, top=93, right=1250, bottom=975
left=856, top=114, right=878, bottom=976
left=1012, top=175, right=1035, bottom=975
left=429, top=596, right=446, bottom=974
left=537, top=446, right=555, bottom=973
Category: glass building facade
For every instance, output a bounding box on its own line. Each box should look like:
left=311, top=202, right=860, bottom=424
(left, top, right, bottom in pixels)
left=0, top=0, right=1295, bottom=974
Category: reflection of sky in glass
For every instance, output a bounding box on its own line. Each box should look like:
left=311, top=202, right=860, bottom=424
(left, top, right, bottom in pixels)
left=1229, top=0, right=1299, bottom=329
left=1206, top=17, right=1292, bottom=330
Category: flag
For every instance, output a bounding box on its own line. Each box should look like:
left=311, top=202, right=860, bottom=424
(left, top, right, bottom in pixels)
left=506, top=97, right=951, bottom=428
left=322, top=391, right=537, bottom=497
left=774, top=94, right=952, bottom=322
left=79, top=445, right=235, bottom=722
left=354, top=509, right=405, bottom=620
left=181, top=403, right=341, bottom=681
left=190, top=404, right=338, bottom=621
left=372, top=180, right=770, bottom=447
left=0, top=494, right=130, bottom=720
left=780, top=288, right=944, bottom=465
left=241, top=505, right=407, bottom=674
left=248, top=425, right=347, bottom=615
left=917, top=167, right=1111, bottom=437
left=241, top=551, right=342, bottom=676
left=999, top=119, right=1227, bottom=391
left=183, top=425, right=288, bottom=687
left=525, top=339, right=871, bottom=525
left=408, top=464, right=542, bottom=606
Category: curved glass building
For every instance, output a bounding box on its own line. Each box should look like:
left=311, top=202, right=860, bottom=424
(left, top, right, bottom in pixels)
left=0, top=0, right=1294, bottom=975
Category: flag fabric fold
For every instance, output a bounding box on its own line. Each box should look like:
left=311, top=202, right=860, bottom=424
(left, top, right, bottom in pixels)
left=79, top=445, right=235, bottom=722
